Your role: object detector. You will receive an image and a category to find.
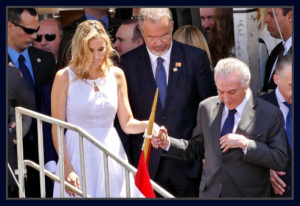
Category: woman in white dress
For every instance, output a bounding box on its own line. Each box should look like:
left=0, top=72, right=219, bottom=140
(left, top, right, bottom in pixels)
left=51, top=20, right=155, bottom=197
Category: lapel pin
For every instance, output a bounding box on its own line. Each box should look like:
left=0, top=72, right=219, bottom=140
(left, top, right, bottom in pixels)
left=175, top=62, right=181, bottom=67
left=173, top=67, right=178, bottom=72
left=37, top=58, right=41, bottom=63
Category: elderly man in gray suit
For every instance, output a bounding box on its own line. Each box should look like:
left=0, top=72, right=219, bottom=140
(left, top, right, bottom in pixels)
left=152, top=57, right=288, bottom=198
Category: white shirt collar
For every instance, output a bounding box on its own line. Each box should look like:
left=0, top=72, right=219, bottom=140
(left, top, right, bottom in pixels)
left=146, top=41, right=173, bottom=83
left=283, top=36, right=292, bottom=53
left=146, top=41, right=172, bottom=66
left=275, top=87, right=286, bottom=104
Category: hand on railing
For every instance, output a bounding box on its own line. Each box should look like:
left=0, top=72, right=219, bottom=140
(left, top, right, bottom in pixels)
left=65, top=167, right=81, bottom=197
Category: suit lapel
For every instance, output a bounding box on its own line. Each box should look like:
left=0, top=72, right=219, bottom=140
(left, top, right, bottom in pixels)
left=212, top=99, right=224, bottom=157
left=28, top=47, right=39, bottom=84
left=138, top=45, right=161, bottom=109
left=164, top=41, right=181, bottom=111
left=236, top=92, right=256, bottom=135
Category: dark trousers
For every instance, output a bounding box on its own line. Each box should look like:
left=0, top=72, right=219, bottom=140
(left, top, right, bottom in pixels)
left=23, top=137, right=41, bottom=197
left=154, top=157, right=200, bottom=198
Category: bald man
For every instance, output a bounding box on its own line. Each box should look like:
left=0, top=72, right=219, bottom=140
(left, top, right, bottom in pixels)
left=33, top=18, right=63, bottom=62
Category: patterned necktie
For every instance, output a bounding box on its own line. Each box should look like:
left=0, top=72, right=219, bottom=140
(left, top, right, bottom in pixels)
left=18, top=55, right=35, bottom=90
left=155, top=57, right=167, bottom=108
left=283, top=102, right=292, bottom=148
left=221, top=109, right=237, bottom=137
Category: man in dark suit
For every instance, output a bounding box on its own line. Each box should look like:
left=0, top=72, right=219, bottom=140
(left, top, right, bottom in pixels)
left=119, top=8, right=216, bottom=197
left=8, top=8, right=56, bottom=197
left=262, top=8, right=292, bottom=92
left=153, top=57, right=288, bottom=198
left=7, top=65, right=36, bottom=197
left=261, top=54, right=292, bottom=197
left=57, top=8, right=121, bottom=69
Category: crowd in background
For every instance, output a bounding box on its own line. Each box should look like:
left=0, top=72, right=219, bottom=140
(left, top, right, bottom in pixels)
left=7, top=7, right=292, bottom=198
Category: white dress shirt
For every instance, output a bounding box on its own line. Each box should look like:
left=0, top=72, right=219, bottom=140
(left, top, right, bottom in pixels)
left=220, top=88, right=251, bottom=134
left=275, top=87, right=289, bottom=127
left=146, top=42, right=173, bottom=84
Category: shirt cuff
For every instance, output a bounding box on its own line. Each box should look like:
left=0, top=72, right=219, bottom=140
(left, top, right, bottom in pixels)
left=243, top=143, right=248, bottom=155
left=164, top=136, right=171, bottom=151
left=45, top=160, right=57, bottom=173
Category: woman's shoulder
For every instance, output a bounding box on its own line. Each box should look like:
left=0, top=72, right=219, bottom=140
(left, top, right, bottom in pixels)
left=54, top=67, right=70, bottom=83
left=110, top=66, right=125, bottom=79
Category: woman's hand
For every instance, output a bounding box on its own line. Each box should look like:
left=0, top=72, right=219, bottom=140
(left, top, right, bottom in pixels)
left=64, top=167, right=81, bottom=197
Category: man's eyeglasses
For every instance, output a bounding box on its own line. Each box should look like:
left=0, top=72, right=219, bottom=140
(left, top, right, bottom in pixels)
left=12, top=22, right=40, bottom=34
left=145, top=34, right=172, bottom=43
left=35, top=34, right=56, bottom=42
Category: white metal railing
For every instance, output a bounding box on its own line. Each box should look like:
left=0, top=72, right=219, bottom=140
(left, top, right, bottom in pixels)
left=14, top=106, right=174, bottom=198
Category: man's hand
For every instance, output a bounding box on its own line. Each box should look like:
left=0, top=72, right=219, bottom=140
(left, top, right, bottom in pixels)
left=151, top=126, right=169, bottom=149
left=270, top=169, right=286, bottom=195
left=220, top=133, right=249, bottom=152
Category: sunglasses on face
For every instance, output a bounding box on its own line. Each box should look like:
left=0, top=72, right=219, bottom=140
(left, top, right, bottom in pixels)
left=35, top=34, right=56, bottom=42
left=12, top=22, right=40, bottom=34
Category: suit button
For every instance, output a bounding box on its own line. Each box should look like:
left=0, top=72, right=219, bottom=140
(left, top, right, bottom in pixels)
left=162, top=116, right=166, bottom=120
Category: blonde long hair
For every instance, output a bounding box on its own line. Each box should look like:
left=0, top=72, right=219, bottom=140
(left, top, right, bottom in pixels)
left=173, top=25, right=212, bottom=69
left=69, top=20, right=114, bottom=79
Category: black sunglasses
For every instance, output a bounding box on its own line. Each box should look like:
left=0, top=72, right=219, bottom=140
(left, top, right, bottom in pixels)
left=12, top=22, right=40, bottom=34
left=35, top=34, right=56, bottom=42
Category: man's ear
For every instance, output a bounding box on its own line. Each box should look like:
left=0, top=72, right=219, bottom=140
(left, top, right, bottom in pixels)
left=171, top=21, right=174, bottom=33
left=273, top=73, right=279, bottom=86
left=8, top=21, right=14, bottom=32
left=287, top=10, right=292, bottom=23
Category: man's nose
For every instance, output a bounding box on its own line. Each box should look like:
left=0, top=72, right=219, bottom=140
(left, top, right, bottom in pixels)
left=113, top=40, right=120, bottom=48
left=202, top=19, right=209, bottom=27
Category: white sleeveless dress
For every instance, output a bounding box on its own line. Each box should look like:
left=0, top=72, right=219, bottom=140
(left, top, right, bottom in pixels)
left=53, top=67, right=143, bottom=198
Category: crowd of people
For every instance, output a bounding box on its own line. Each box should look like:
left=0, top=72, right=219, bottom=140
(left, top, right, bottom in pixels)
left=7, top=7, right=292, bottom=198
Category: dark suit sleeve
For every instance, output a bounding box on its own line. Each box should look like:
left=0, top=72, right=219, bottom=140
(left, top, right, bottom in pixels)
left=195, top=50, right=217, bottom=99
left=166, top=104, right=204, bottom=161
left=8, top=67, right=36, bottom=137
left=244, top=108, right=288, bottom=171
left=9, top=68, right=36, bottom=110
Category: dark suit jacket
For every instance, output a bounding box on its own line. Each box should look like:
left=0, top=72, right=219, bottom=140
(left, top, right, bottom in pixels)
left=119, top=40, right=216, bottom=179
left=57, top=13, right=121, bottom=68
left=8, top=48, right=55, bottom=197
left=8, top=47, right=56, bottom=110
left=260, top=90, right=292, bottom=197
left=7, top=66, right=36, bottom=190
left=8, top=47, right=56, bottom=161
left=166, top=91, right=288, bottom=198
left=262, top=42, right=292, bottom=92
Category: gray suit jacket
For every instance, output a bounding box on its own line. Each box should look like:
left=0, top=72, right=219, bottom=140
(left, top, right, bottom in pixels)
left=166, top=91, right=288, bottom=198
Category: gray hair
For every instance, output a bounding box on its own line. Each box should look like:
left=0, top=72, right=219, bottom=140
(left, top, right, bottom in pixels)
left=214, top=57, right=251, bottom=87
left=138, top=8, right=173, bottom=31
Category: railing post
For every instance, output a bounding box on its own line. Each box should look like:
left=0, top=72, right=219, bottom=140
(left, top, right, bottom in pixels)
left=15, top=108, right=25, bottom=197
left=125, top=169, right=131, bottom=197
left=57, top=126, right=65, bottom=197
left=79, top=135, right=87, bottom=197
left=37, top=119, right=46, bottom=197
left=103, top=153, right=110, bottom=197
